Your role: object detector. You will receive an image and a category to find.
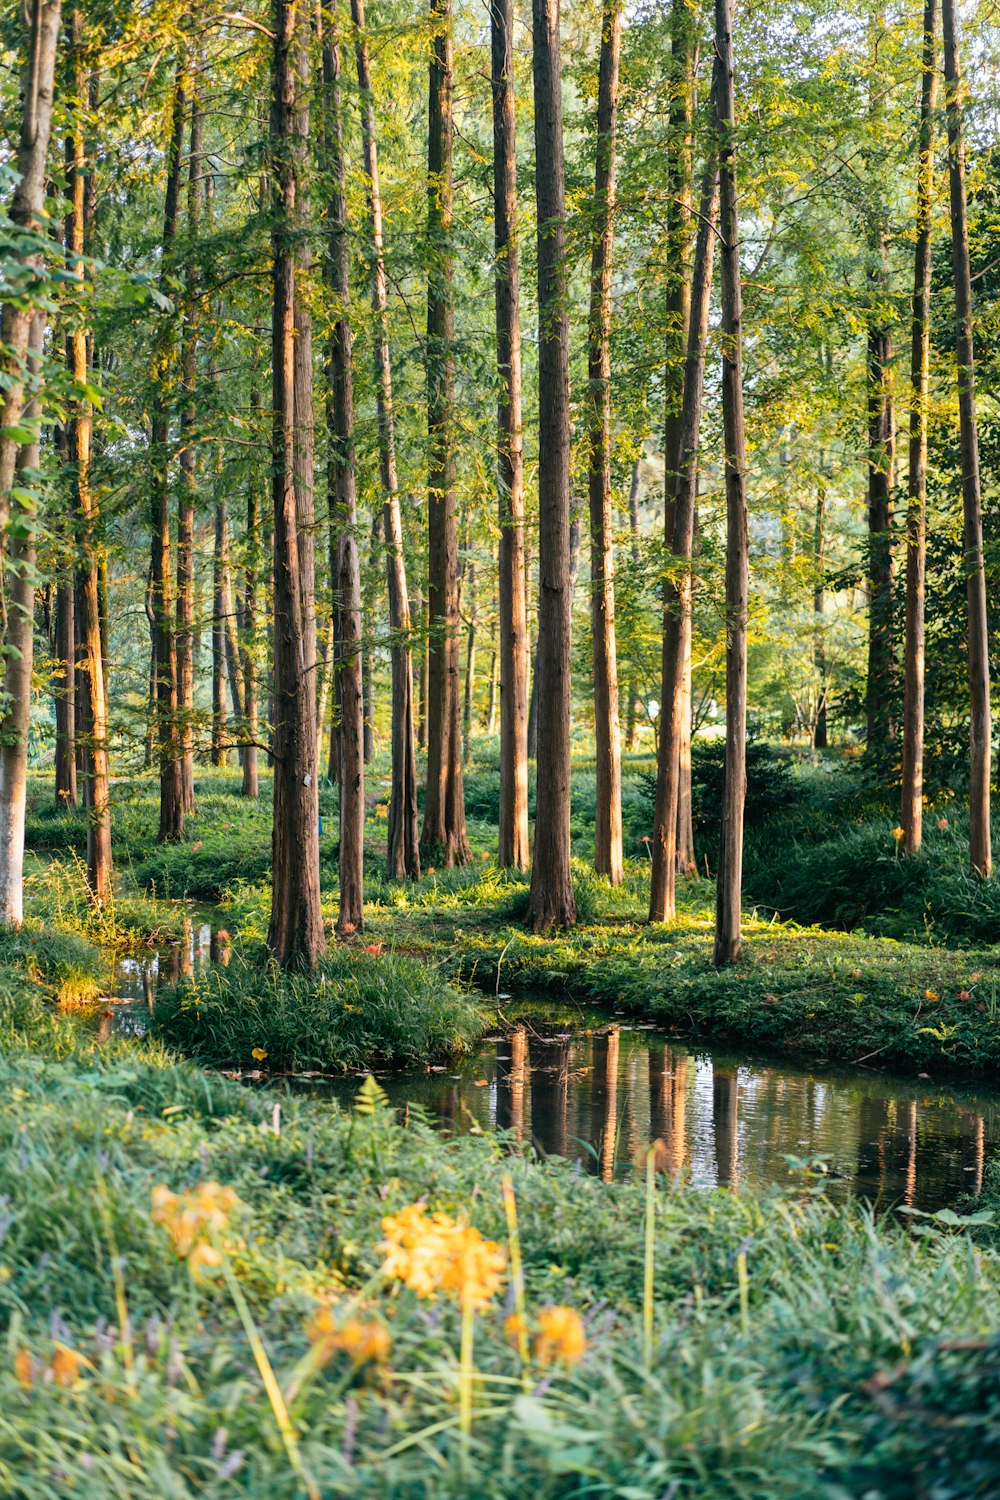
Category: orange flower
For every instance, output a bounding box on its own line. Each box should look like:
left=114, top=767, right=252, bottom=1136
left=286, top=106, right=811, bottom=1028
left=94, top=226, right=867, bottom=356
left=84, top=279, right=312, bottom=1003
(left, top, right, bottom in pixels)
left=533, top=1305, right=587, bottom=1368
left=924, top=990, right=939, bottom=1002
left=188, top=1240, right=224, bottom=1284
left=380, top=1203, right=504, bottom=1308
left=14, top=1347, right=34, bottom=1388
left=891, top=827, right=904, bottom=843
left=251, top=1047, right=268, bottom=1062
left=49, top=1343, right=87, bottom=1388
left=306, top=1307, right=390, bottom=1366
left=504, top=1312, right=527, bottom=1349
left=151, top=1182, right=239, bottom=1262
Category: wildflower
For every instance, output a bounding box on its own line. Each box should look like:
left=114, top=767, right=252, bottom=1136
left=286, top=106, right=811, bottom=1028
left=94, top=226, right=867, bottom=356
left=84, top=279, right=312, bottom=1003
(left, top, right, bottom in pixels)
left=504, top=1312, right=527, bottom=1349
left=306, top=1307, right=390, bottom=1366
left=533, top=1306, right=587, bottom=1368
left=971, top=972, right=982, bottom=984
left=191, top=841, right=203, bottom=852
left=891, top=827, right=904, bottom=843
left=958, top=990, right=972, bottom=1001
left=188, top=1240, right=225, bottom=1284
left=49, top=1343, right=87, bottom=1388
left=14, top=1347, right=34, bottom=1387
left=251, top=1047, right=268, bottom=1062
left=380, top=1203, right=505, bottom=1308
left=937, top=816, right=949, bottom=831
left=925, top=990, right=939, bottom=1002
left=151, top=1182, right=239, bottom=1260
left=364, top=942, right=383, bottom=957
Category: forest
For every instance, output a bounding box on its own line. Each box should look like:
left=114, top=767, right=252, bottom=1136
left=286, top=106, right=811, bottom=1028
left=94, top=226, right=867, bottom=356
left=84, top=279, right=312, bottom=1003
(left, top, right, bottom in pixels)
left=6, top=0, right=1000, bottom=1492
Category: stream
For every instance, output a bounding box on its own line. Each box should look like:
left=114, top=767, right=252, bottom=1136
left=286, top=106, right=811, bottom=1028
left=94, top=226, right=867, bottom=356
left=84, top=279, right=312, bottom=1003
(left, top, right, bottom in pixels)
left=102, top=922, right=1000, bottom=1213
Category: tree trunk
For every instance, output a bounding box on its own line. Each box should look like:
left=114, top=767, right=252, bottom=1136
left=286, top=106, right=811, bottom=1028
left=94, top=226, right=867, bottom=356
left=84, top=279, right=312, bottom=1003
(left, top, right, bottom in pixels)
left=491, top=0, right=530, bottom=870
left=901, top=0, right=937, bottom=854
left=323, top=19, right=365, bottom=934
left=942, top=0, right=992, bottom=878
left=421, top=0, right=469, bottom=865
left=0, top=316, right=44, bottom=925
left=151, top=70, right=186, bottom=842
left=240, top=375, right=262, bottom=798
left=587, top=0, right=624, bottom=886
left=813, top=486, right=828, bottom=749
left=649, top=143, right=719, bottom=923
left=0, top=0, right=61, bottom=513
left=528, top=0, right=576, bottom=930
left=176, top=83, right=202, bottom=814
left=463, top=554, right=476, bottom=762
left=268, top=0, right=325, bottom=967
left=211, top=500, right=230, bottom=765
left=352, top=0, right=418, bottom=877
left=663, top=0, right=697, bottom=874
left=625, top=458, right=640, bottom=750
left=711, top=0, right=749, bottom=968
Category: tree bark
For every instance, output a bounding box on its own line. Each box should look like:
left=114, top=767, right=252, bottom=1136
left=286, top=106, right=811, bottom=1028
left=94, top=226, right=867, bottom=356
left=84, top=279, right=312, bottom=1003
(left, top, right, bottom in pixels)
left=587, top=0, right=624, bottom=885
left=649, top=143, right=718, bottom=923
left=211, top=499, right=230, bottom=765
left=240, top=374, right=262, bottom=798
left=942, top=0, right=992, bottom=878
left=901, top=0, right=937, bottom=854
left=268, top=0, right=325, bottom=966
left=323, top=19, right=365, bottom=933
left=0, top=0, right=61, bottom=514
left=352, top=0, right=419, bottom=878
left=151, top=70, right=186, bottom=842
left=491, top=0, right=530, bottom=870
left=813, top=486, right=828, bottom=748
left=176, top=82, right=202, bottom=814
left=0, top=316, right=44, bottom=925
left=421, top=0, right=469, bottom=865
left=711, top=0, right=749, bottom=968
left=528, top=0, right=576, bottom=930
left=625, top=458, right=640, bottom=750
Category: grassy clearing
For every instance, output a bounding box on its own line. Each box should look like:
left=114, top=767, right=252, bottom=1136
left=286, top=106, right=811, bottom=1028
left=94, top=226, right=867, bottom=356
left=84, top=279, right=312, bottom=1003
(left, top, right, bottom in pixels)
left=1, top=993, right=1000, bottom=1496
left=153, top=946, right=486, bottom=1074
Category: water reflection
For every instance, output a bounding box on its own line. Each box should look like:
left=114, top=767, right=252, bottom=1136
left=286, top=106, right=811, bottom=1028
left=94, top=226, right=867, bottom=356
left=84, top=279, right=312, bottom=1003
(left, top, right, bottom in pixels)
left=104, top=919, right=219, bottom=1037
left=369, top=1016, right=1000, bottom=1212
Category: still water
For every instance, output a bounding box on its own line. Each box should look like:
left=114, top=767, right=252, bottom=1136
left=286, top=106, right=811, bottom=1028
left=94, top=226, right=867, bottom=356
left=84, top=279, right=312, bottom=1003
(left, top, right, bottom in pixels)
left=103, top=929, right=1000, bottom=1213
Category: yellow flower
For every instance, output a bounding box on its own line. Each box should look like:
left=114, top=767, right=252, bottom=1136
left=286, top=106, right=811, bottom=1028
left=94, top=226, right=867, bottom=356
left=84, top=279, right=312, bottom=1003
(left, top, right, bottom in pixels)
left=306, top=1307, right=390, bottom=1366
left=504, top=1312, right=527, bottom=1349
left=14, top=1347, right=34, bottom=1388
left=188, top=1240, right=224, bottom=1284
left=891, top=827, right=904, bottom=843
left=925, top=990, right=940, bottom=1002
left=380, top=1203, right=505, bottom=1308
left=151, top=1182, right=239, bottom=1260
left=533, top=1306, right=587, bottom=1368
left=49, top=1343, right=88, bottom=1388
left=251, top=1047, right=268, bottom=1062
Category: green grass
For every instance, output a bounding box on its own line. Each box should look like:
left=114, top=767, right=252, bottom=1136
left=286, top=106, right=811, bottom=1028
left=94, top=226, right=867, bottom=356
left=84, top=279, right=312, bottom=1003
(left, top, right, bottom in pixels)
left=2, top=992, right=1000, bottom=1495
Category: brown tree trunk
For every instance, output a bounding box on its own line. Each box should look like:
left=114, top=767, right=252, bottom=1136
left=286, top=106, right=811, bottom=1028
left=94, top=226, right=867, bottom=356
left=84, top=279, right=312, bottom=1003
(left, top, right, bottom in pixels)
left=462, top=554, right=476, bottom=761
left=151, top=70, right=185, bottom=842
left=421, top=0, right=469, bottom=866
left=528, top=0, right=576, bottom=930
left=625, top=458, right=641, bottom=750
left=813, top=486, right=828, bottom=748
left=323, top=19, right=365, bottom=933
left=240, top=377, right=261, bottom=798
left=649, top=142, right=718, bottom=923
left=491, top=0, right=530, bottom=870
left=711, top=0, right=749, bottom=968
left=176, top=83, right=202, bottom=815
left=211, top=500, right=230, bottom=765
left=352, top=0, right=419, bottom=878
left=942, top=0, right=992, bottom=878
left=587, top=0, right=624, bottom=885
left=268, top=0, right=325, bottom=967
left=0, top=316, right=44, bottom=925
left=901, top=0, right=937, bottom=854
left=0, top=0, right=61, bottom=512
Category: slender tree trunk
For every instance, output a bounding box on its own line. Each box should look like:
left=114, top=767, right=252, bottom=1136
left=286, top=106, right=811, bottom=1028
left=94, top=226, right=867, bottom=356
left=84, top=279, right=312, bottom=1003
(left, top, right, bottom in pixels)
left=416, top=586, right=428, bottom=751
left=211, top=500, right=229, bottom=765
left=587, top=0, right=624, bottom=885
left=0, top=316, right=44, bottom=925
left=268, top=0, right=325, bottom=967
left=712, top=0, right=749, bottom=968
left=491, top=0, right=530, bottom=869
left=649, top=143, right=718, bottom=923
left=151, top=71, right=185, bottom=842
left=901, top=0, right=937, bottom=854
left=421, top=0, right=469, bottom=865
left=813, top=486, right=828, bottom=748
left=240, top=376, right=262, bottom=798
left=176, top=83, right=202, bottom=814
left=352, top=0, right=419, bottom=877
left=487, top=634, right=499, bottom=736
left=0, top=0, right=61, bottom=513
left=528, top=0, right=576, bottom=930
left=463, top=555, right=476, bottom=761
left=942, top=0, right=991, bottom=878
left=625, top=458, right=640, bottom=750
left=323, top=19, right=365, bottom=933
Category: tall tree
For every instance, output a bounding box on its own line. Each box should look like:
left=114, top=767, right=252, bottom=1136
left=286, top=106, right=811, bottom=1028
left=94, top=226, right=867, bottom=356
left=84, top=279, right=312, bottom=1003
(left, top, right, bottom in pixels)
left=901, top=0, right=937, bottom=854
left=352, top=0, right=419, bottom=880
left=150, top=71, right=186, bottom=842
left=240, top=368, right=263, bottom=799
left=421, top=0, right=470, bottom=865
left=942, top=0, right=991, bottom=878
left=176, top=80, right=203, bottom=814
left=587, top=0, right=624, bottom=885
left=528, top=0, right=576, bottom=930
left=323, top=17, right=365, bottom=933
left=649, top=142, right=719, bottom=923
left=491, top=0, right=530, bottom=871
left=711, top=0, right=749, bottom=967
left=268, top=0, right=325, bottom=966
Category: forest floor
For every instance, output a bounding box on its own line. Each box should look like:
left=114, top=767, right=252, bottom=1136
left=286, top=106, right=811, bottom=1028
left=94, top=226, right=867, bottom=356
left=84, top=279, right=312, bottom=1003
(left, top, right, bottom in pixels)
left=5, top=756, right=1000, bottom=1491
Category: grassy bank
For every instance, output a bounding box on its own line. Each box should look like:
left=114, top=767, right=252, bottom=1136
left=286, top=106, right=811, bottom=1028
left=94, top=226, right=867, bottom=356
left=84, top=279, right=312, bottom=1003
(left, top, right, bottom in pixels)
left=2, top=988, right=1000, bottom=1496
